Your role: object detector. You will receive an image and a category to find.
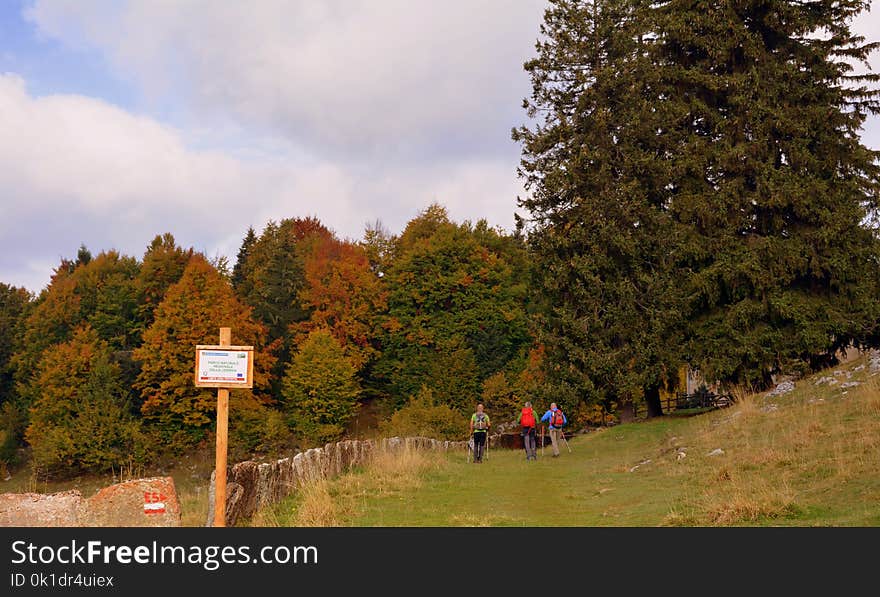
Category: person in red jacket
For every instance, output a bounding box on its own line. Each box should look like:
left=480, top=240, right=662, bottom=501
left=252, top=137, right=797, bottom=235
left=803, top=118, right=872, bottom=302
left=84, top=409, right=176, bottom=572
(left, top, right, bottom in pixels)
left=517, top=400, right=538, bottom=461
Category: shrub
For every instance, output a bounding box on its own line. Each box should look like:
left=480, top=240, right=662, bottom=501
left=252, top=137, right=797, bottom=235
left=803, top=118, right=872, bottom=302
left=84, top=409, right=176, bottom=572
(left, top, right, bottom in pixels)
left=230, top=402, right=292, bottom=460
left=27, top=347, right=148, bottom=476
left=380, top=387, right=467, bottom=441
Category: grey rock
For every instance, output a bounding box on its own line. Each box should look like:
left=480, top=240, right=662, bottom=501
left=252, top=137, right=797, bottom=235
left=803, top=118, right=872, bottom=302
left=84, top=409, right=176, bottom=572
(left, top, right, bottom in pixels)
left=766, top=381, right=795, bottom=397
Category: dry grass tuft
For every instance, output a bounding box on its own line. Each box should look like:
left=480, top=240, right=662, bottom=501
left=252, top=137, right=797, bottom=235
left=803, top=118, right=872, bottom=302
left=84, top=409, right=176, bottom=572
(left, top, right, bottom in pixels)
left=704, top=485, right=799, bottom=525
left=293, top=479, right=341, bottom=527
left=253, top=446, right=447, bottom=527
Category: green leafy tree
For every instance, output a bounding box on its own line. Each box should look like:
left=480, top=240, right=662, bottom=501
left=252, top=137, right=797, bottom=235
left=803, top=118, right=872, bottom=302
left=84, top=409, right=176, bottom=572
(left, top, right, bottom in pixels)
left=0, top=283, right=32, bottom=462
left=282, top=328, right=361, bottom=444
left=375, top=204, right=533, bottom=412
left=136, top=233, right=194, bottom=330
left=0, top=283, right=31, bottom=405
left=76, top=252, right=141, bottom=350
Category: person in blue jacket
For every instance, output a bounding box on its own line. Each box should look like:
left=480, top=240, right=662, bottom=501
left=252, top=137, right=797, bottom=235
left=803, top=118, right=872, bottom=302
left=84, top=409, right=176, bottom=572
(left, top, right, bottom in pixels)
left=540, top=402, right=567, bottom=457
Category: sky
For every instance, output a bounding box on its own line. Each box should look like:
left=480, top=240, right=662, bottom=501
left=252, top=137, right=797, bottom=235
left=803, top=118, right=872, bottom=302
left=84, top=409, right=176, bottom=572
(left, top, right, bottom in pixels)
left=0, top=0, right=878, bottom=295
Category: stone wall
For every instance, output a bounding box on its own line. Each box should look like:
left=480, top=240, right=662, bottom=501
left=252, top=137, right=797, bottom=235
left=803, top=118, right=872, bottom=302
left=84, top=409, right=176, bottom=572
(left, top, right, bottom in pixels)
left=0, top=436, right=464, bottom=527
left=207, top=436, right=466, bottom=527
left=0, top=476, right=180, bottom=527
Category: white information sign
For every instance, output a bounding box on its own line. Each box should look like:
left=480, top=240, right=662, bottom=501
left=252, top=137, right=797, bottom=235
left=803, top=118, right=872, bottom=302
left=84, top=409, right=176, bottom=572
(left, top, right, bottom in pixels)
left=194, top=345, right=254, bottom=388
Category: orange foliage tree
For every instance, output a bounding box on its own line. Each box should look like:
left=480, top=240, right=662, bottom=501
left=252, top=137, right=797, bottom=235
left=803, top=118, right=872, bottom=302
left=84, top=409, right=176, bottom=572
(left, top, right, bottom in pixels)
left=134, top=254, right=278, bottom=453
left=295, top=235, right=386, bottom=371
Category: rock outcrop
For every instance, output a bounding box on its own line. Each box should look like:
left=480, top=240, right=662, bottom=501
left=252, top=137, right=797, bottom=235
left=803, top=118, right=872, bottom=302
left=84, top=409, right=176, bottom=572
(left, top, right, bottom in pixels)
left=0, top=476, right=180, bottom=527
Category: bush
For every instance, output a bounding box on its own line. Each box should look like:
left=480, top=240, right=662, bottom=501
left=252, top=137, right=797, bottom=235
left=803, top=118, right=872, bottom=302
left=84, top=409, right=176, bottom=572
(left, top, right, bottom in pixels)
left=380, top=387, right=467, bottom=441
left=0, top=402, right=25, bottom=466
left=570, top=401, right=618, bottom=428
left=230, top=402, right=292, bottom=460
left=27, top=352, right=148, bottom=476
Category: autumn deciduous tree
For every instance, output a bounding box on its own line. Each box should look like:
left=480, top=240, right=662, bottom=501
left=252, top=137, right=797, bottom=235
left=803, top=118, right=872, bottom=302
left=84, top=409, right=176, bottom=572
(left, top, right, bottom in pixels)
left=14, top=251, right=142, bottom=416
left=134, top=254, right=276, bottom=453
left=25, top=326, right=145, bottom=475
left=136, top=233, right=194, bottom=330
left=295, top=235, right=386, bottom=371
left=282, top=328, right=361, bottom=444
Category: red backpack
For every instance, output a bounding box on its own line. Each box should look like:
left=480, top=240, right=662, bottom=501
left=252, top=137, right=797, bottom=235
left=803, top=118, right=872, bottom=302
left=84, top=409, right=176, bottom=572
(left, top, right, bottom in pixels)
left=552, top=409, right=565, bottom=427
left=521, top=407, right=536, bottom=428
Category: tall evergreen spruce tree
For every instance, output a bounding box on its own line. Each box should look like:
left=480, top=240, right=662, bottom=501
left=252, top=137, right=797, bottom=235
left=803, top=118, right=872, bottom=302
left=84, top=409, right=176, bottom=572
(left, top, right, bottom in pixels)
left=231, top=226, right=257, bottom=292
left=655, top=0, right=880, bottom=386
left=516, top=0, right=880, bottom=414
left=514, top=0, right=683, bottom=416
left=232, top=218, right=331, bottom=397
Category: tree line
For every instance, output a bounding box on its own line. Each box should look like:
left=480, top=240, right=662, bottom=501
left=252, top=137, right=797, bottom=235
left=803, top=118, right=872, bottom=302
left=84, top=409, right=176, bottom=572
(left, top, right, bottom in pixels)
left=1, top=0, right=879, bottom=477
left=0, top=208, right=543, bottom=476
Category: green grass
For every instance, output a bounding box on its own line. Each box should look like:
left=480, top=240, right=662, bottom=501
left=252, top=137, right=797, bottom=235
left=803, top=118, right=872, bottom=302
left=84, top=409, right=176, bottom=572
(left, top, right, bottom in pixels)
left=347, top=426, right=687, bottom=526
left=258, top=353, right=880, bottom=527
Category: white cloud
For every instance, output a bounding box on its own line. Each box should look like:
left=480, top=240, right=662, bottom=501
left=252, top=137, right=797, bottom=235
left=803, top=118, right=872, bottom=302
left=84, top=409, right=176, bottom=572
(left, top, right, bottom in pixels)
left=0, top=73, right=525, bottom=293
left=24, top=0, right=547, bottom=160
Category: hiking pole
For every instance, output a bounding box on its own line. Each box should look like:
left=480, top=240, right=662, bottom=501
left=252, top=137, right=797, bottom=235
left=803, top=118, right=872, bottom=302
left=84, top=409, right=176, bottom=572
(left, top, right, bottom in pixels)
left=541, top=426, right=545, bottom=457
left=560, top=429, right=572, bottom=453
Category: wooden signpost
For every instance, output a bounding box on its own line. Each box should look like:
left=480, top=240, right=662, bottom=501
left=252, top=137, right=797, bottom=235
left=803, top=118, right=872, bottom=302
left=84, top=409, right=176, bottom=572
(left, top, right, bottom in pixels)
left=194, top=327, right=254, bottom=528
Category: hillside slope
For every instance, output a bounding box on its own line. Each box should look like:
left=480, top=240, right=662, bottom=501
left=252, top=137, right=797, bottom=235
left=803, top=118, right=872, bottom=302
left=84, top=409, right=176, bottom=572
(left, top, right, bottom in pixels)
left=262, top=353, right=880, bottom=527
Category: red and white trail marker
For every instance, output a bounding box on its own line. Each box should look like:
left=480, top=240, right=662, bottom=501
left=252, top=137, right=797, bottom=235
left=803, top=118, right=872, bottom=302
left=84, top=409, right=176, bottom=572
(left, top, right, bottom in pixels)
left=144, top=491, right=167, bottom=515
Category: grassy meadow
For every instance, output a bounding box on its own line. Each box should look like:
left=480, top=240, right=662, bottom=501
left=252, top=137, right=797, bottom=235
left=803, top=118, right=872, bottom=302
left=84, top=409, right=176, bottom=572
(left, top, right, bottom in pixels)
left=4, top=353, right=879, bottom=527
left=250, top=355, right=880, bottom=527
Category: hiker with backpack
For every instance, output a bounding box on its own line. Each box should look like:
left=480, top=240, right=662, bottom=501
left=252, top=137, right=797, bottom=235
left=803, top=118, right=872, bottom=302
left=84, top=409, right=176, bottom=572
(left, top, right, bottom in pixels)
left=518, top=400, right=539, bottom=461
left=469, top=403, right=491, bottom=463
left=540, top=403, right=567, bottom=457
